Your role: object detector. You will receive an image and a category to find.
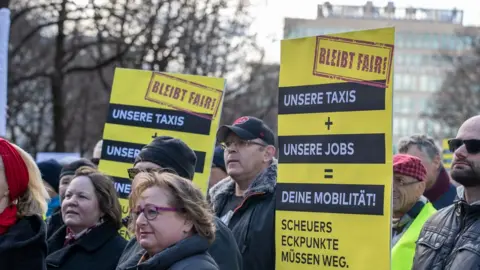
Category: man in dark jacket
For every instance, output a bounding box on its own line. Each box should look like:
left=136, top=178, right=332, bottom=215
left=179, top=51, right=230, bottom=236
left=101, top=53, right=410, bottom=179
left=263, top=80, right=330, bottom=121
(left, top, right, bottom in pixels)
left=116, top=136, right=242, bottom=270
left=209, top=116, right=277, bottom=270
left=398, top=134, right=457, bottom=209
left=37, top=159, right=63, bottom=218
left=412, top=115, right=480, bottom=269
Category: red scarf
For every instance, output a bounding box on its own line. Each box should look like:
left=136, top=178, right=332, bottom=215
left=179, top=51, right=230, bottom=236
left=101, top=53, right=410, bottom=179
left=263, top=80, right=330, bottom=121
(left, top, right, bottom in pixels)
left=0, top=139, right=30, bottom=235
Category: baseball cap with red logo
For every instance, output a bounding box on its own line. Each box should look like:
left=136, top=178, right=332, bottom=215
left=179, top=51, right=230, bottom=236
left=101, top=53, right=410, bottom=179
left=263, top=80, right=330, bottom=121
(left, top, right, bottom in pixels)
left=216, top=116, right=276, bottom=146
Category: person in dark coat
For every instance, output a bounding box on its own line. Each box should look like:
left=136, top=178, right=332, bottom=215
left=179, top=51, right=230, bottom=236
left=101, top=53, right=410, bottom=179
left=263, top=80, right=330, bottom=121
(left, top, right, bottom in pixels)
left=46, top=167, right=126, bottom=270
left=0, top=138, right=50, bottom=269
left=116, top=136, right=242, bottom=270
left=37, top=159, right=63, bottom=218
left=397, top=134, right=457, bottom=209
left=122, top=171, right=218, bottom=270
left=210, top=116, right=277, bottom=270
left=46, top=158, right=96, bottom=239
left=412, top=116, right=480, bottom=269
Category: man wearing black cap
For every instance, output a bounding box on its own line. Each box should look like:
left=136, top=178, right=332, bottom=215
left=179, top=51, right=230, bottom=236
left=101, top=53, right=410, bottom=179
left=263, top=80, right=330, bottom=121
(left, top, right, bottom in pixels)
left=209, top=116, right=277, bottom=270
left=116, top=136, right=242, bottom=270
left=45, top=158, right=97, bottom=239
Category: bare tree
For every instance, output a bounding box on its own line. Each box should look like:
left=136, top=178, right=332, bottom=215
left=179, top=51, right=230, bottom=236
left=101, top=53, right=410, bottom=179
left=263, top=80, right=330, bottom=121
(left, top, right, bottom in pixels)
left=9, top=0, right=143, bottom=153
left=423, top=29, right=480, bottom=138
left=8, top=0, right=263, bottom=155
left=221, top=63, right=279, bottom=133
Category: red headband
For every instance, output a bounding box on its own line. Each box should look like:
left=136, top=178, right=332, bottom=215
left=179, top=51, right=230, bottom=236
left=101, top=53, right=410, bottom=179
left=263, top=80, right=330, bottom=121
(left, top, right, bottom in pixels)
left=0, top=139, right=29, bottom=201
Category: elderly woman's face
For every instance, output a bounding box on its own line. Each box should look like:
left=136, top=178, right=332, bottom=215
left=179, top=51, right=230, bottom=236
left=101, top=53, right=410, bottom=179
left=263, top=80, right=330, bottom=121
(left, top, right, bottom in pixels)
left=134, top=186, right=192, bottom=255
left=61, top=176, right=103, bottom=233
left=392, top=173, right=426, bottom=213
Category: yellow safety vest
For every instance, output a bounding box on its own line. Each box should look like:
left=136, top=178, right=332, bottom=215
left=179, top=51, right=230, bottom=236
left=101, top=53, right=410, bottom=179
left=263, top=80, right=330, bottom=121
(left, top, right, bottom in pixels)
left=391, top=202, right=436, bottom=270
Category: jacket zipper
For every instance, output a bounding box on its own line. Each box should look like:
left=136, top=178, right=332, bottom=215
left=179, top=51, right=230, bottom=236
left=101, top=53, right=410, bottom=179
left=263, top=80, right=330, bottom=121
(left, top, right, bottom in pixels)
left=233, top=192, right=265, bottom=213
left=232, top=191, right=265, bottom=254
left=444, top=203, right=467, bottom=268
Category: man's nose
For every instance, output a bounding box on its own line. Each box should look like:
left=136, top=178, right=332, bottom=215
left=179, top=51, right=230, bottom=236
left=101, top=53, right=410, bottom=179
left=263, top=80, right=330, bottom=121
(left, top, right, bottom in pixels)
left=455, top=143, right=468, bottom=159
left=226, top=143, right=238, bottom=153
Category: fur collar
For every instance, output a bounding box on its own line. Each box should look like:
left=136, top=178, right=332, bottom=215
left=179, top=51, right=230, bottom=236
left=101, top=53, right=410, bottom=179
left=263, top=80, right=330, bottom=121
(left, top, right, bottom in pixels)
left=209, top=158, right=277, bottom=213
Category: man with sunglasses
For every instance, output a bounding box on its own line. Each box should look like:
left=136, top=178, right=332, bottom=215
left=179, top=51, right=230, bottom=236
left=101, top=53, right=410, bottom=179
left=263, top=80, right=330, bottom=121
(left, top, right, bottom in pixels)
left=397, top=135, right=457, bottom=209
left=209, top=116, right=277, bottom=270
left=413, top=116, right=480, bottom=270
left=116, top=136, right=242, bottom=270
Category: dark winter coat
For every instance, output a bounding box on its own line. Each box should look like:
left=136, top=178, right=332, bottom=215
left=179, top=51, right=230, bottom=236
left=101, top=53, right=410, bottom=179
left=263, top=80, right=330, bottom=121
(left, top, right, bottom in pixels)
left=209, top=159, right=277, bottom=270
left=46, top=207, right=63, bottom=239
left=116, top=216, right=242, bottom=270
left=46, top=221, right=126, bottom=270
left=412, top=187, right=480, bottom=269
left=0, top=215, right=47, bottom=270
left=122, top=234, right=218, bottom=270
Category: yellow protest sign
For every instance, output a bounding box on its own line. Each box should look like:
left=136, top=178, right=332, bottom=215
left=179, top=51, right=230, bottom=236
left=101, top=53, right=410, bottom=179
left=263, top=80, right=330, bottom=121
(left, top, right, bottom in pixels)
left=276, top=28, right=394, bottom=269
left=98, top=68, right=225, bottom=240
left=442, top=139, right=453, bottom=171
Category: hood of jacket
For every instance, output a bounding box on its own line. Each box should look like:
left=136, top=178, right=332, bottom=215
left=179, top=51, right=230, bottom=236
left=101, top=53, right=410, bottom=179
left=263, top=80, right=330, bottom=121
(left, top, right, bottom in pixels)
left=0, top=215, right=47, bottom=254
left=208, top=158, right=277, bottom=213
left=134, top=234, right=211, bottom=270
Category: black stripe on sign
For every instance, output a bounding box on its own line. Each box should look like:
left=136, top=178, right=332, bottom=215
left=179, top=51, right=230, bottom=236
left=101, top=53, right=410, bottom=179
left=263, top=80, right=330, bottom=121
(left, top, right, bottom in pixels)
left=101, top=139, right=206, bottom=173
left=279, top=134, right=385, bottom=164
left=276, top=183, right=384, bottom=215
left=111, top=176, right=132, bottom=199
left=106, top=103, right=212, bottom=135
left=278, top=80, right=386, bottom=115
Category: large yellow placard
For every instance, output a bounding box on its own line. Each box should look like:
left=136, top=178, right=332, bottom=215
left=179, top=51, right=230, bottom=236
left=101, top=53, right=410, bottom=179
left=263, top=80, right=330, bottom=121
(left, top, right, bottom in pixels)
left=276, top=28, right=394, bottom=270
left=98, top=68, right=225, bottom=239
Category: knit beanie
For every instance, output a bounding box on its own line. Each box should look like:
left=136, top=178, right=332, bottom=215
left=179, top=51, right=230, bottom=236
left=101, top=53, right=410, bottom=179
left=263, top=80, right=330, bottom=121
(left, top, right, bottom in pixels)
left=60, top=158, right=97, bottom=178
left=212, top=145, right=226, bottom=173
left=37, top=159, right=63, bottom=193
left=134, top=136, right=197, bottom=180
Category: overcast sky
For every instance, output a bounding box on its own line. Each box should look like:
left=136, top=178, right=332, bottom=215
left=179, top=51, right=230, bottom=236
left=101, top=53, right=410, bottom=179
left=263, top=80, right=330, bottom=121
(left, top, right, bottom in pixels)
left=249, top=0, right=480, bottom=63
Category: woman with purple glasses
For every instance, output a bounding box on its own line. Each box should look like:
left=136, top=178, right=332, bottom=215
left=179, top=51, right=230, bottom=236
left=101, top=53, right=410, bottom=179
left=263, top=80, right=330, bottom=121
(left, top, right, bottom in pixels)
left=126, top=171, right=218, bottom=270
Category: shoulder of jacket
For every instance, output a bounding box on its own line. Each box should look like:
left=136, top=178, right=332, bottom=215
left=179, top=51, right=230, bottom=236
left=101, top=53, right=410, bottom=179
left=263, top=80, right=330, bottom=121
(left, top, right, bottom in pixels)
left=171, top=253, right=218, bottom=270
left=426, top=204, right=455, bottom=223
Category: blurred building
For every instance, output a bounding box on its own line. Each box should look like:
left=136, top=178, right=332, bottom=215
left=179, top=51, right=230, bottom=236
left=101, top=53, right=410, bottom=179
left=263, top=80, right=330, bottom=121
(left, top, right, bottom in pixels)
left=283, top=1, right=476, bottom=145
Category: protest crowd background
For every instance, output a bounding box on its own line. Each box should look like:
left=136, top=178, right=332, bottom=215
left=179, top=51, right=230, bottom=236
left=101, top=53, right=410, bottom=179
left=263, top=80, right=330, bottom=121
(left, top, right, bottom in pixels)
left=1, top=0, right=480, bottom=270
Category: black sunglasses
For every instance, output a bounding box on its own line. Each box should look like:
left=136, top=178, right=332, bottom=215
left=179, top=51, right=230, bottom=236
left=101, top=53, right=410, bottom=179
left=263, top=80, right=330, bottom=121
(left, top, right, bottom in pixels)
left=127, top=167, right=178, bottom=180
left=448, top=139, right=480, bottom=154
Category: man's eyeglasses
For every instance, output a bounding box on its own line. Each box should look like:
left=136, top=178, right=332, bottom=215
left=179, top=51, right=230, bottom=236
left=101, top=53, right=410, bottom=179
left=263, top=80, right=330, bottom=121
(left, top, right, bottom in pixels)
left=220, top=140, right=267, bottom=150
left=131, top=204, right=183, bottom=221
left=127, top=167, right=178, bottom=180
left=448, top=139, right=480, bottom=154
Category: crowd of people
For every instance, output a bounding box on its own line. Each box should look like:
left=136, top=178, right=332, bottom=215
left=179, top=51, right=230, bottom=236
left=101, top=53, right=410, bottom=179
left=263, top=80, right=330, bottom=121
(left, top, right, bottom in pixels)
left=0, top=114, right=480, bottom=270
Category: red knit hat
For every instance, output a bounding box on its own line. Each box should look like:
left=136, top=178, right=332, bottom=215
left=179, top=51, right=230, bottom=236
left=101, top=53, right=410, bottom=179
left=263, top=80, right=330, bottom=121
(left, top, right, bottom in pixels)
left=393, top=154, right=427, bottom=182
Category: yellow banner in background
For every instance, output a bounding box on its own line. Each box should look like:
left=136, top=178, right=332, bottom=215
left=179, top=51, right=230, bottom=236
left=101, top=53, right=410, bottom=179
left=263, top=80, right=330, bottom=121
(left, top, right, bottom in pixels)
left=442, top=139, right=452, bottom=171
left=98, top=68, right=225, bottom=239
left=276, top=28, right=394, bottom=270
